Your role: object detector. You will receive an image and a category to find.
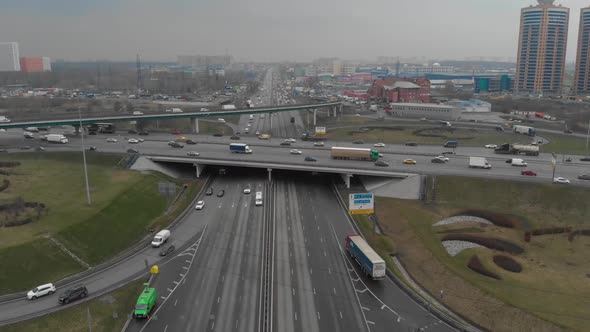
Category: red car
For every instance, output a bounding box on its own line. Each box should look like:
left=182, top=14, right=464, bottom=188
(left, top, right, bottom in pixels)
left=521, top=170, right=537, bottom=176
left=171, top=130, right=181, bottom=135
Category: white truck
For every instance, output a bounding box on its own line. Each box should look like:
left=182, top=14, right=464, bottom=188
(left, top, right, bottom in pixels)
left=46, top=134, right=68, bottom=144
left=151, top=230, right=170, bottom=247
left=255, top=191, right=263, bottom=206
left=222, top=104, right=236, bottom=110
left=469, top=157, right=491, bottom=169
left=511, top=158, right=527, bottom=167
left=513, top=125, right=536, bottom=136
left=172, top=108, right=183, bottom=113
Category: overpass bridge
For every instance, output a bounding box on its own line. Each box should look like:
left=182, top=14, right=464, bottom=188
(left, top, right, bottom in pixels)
left=145, top=155, right=410, bottom=188
left=0, top=102, right=342, bottom=133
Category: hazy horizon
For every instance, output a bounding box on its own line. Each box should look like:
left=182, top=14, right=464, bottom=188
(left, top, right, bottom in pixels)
left=1, top=0, right=589, bottom=63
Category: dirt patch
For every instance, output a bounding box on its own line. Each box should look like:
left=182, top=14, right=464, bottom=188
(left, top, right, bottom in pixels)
left=568, top=229, right=590, bottom=241
left=0, top=162, right=20, bottom=168
left=453, top=210, right=527, bottom=229
left=493, top=255, right=523, bottom=273
left=531, top=227, right=572, bottom=236
left=0, top=200, right=47, bottom=227
left=0, top=178, right=9, bottom=192
left=436, top=227, right=485, bottom=234
left=441, top=234, right=525, bottom=254
left=468, top=255, right=501, bottom=280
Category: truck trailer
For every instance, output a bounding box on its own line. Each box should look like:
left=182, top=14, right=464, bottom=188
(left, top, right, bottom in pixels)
left=45, top=134, right=68, bottom=144
left=513, top=125, right=536, bottom=136
left=494, top=143, right=539, bottom=156
left=469, top=157, right=492, bottom=169
left=301, top=132, right=324, bottom=141
left=229, top=143, right=252, bottom=154
left=331, top=147, right=379, bottom=161
left=345, top=235, right=386, bottom=280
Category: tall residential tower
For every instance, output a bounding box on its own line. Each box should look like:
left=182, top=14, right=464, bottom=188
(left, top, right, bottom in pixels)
left=575, top=6, right=590, bottom=94
left=515, top=1, right=569, bottom=95
left=0, top=42, right=20, bottom=72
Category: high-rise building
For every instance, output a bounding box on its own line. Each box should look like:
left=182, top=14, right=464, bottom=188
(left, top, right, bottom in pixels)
left=0, top=42, right=20, bottom=72
left=575, top=6, right=590, bottom=94
left=176, top=55, right=232, bottom=67
left=20, top=57, right=51, bottom=72
left=515, top=1, right=569, bottom=95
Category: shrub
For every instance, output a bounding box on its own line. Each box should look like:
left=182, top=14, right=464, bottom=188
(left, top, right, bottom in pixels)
left=467, top=255, right=501, bottom=280
left=531, top=227, right=572, bottom=236
left=0, top=179, right=9, bottom=192
left=0, top=162, right=20, bottom=168
left=493, top=255, right=523, bottom=273
left=568, top=229, right=590, bottom=242
left=453, top=210, right=523, bottom=229
left=442, top=234, right=524, bottom=254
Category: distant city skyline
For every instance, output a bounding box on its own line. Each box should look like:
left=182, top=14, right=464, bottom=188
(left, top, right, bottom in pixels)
left=1, top=1, right=590, bottom=63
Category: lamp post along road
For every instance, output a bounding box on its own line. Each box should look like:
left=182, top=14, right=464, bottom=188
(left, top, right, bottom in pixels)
left=79, top=107, right=92, bottom=206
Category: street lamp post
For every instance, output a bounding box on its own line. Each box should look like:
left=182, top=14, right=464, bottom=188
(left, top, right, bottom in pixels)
left=551, top=152, right=557, bottom=184
left=79, top=107, right=92, bottom=206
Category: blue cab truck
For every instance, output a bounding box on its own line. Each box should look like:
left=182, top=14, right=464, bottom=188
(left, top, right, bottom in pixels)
left=443, top=140, right=458, bottom=148
left=345, top=235, right=386, bottom=280
left=229, top=143, right=253, bottom=154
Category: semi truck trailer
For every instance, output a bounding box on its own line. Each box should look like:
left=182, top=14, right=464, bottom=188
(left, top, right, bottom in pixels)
left=331, top=147, right=380, bottom=161
left=45, top=134, right=68, bottom=144
left=494, top=143, right=539, bottom=156
left=345, top=235, right=386, bottom=280
left=513, top=125, right=536, bottom=136
left=229, top=143, right=252, bottom=154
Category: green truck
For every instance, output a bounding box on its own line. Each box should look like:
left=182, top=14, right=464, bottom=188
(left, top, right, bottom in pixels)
left=134, top=284, right=157, bottom=319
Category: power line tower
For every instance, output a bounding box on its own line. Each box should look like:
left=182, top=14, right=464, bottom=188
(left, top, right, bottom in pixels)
left=136, top=54, right=143, bottom=95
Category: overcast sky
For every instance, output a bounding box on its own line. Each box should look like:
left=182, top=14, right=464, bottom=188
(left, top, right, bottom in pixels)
left=0, top=0, right=589, bottom=63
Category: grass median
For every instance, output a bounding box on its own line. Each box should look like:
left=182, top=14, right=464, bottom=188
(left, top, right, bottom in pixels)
left=1, top=279, right=145, bottom=332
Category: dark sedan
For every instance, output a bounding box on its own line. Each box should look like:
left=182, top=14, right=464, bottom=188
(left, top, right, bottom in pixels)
left=159, top=244, right=175, bottom=256
left=217, top=190, right=225, bottom=197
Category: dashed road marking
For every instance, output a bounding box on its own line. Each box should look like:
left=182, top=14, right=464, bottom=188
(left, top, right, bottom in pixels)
left=367, top=321, right=375, bottom=325
left=174, top=299, right=178, bottom=306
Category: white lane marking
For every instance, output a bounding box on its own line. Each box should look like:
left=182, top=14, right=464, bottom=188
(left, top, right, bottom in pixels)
left=333, top=288, right=337, bottom=295
left=179, top=273, right=184, bottom=277
left=211, top=321, right=215, bottom=330
left=313, top=288, right=316, bottom=295
left=362, top=306, right=370, bottom=311
left=164, top=325, right=168, bottom=332
left=367, top=321, right=375, bottom=325
left=217, top=297, right=220, bottom=303
left=236, top=320, right=239, bottom=329
left=167, top=288, right=173, bottom=292
left=185, top=260, right=191, bottom=263
left=357, top=288, right=368, bottom=293
left=173, top=281, right=179, bottom=285
left=292, top=288, right=295, bottom=296
left=295, top=312, right=298, bottom=321
left=317, top=311, right=321, bottom=320
left=160, top=296, right=167, bottom=300
left=328, top=268, right=331, bottom=274
left=174, top=299, right=178, bottom=306
left=324, top=251, right=327, bottom=257
left=182, top=266, right=188, bottom=270
left=222, top=275, right=225, bottom=283
left=339, top=311, right=343, bottom=319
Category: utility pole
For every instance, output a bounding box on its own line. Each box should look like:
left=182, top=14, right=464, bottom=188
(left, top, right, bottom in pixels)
left=136, top=54, right=143, bottom=96
left=586, top=119, right=590, bottom=154
left=79, top=107, right=92, bottom=206
left=551, top=153, right=557, bottom=183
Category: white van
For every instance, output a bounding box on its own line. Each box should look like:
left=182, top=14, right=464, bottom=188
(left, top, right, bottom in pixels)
left=255, top=191, right=263, bottom=206
left=151, top=230, right=171, bottom=247
left=511, top=158, right=528, bottom=167
left=172, top=108, right=183, bottom=113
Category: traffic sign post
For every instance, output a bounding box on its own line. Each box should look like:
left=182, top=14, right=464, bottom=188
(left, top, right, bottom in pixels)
left=349, top=193, right=374, bottom=215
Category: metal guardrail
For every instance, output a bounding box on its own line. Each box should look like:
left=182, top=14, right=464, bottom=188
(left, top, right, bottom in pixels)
left=329, top=181, right=484, bottom=332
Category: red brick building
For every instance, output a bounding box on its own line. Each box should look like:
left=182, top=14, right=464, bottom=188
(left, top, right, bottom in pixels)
left=367, top=78, right=431, bottom=103
left=19, top=57, right=51, bottom=72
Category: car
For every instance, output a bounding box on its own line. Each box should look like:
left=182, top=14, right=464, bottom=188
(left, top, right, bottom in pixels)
left=171, top=130, right=181, bottom=135
left=355, top=114, right=361, bottom=117
left=217, top=190, right=225, bottom=197
left=434, top=155, right=450, bottom=162
left=127, top=148, right=139, bottom=154
left=290, top=149, right=302, bottom=154
left=88, top=131, right=97, bottom=135
left=35, top=146, right=46, bottom=152
left=536, top=140, right=543, bottom=144
left=128, top=129, right=138, bottom=134
left=205, top=188, right=213, bottom=196
left=403, top=159, right=417, bottom=165
left=553, top=177, right=570, bottom=184
left=484, top=144, right=498, bottom=149
left=505, top=159, right=513, bottom=164
left=187, top=151, right=200, bottom=156
left=521, top=170, right=537, bottom=176
left=218, top=118, right=226, bottom=123
left=373, top=143, right=386, bottom=147
left=58, top=285, right=88, bottom=304
left=352, top=140, right=364, bottom=144
left=175, top=136, right=188, bottom=142
left=313, top=141, right=325, bottom=146
left=128, top=138, right=140, bottom=144
left=431, top=158, right=446, bottom=164
left=243, top=186, right=251, bottom=194
left=564, top=129, right=573, bottom=134
left=565, top=157, right=573, bottom=162
left=20, top=145, right=31, bottom=150
left=304, top=156, right=317, bottom=162
left=531, top=141, right=538, bottom=146
left=419, top=118, right=428, bottom=121
left=280, top=142, right=291, bottom=146
left=194, top=200, right=205, bottom=210
left=27, top=283, right=56, bottom=300
left=159, top=244, right=175, bottom=256
left=374, top=160, right=389, bottom=167
left=213, top=133, right=223, bottom=137
left=88, top=146, right=97, bottom=151
left=577, top=174, right=590, bottom=180
left=285, top=138, right=296, bottom=143
left=441, top=151, right=455, bottom=155
left=138, top=131, right=149, bottom=136
left=106, top=138, right=118, bottom=143
left=168, top=141, right=184, bottom=148
left=186, top=139, right=197, bottom=145
left=405, top=142, right=418, bottom=146
left=230, top=135, right=240, bottom=140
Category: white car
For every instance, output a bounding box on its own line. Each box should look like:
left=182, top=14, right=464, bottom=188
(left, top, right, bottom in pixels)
left=435, top=155, right=450, bottom=162
left=106, top=138, right=118, bottom=143
left=553, top=177, right=570, bottom=184
left=285, top=138, right=296, bottom=143
left=128, top=138, right=139, bottom=144
left=187, top=151, right=200, bottom=156
left=195, top=201, right=205, bottom=210
left=484, top=144, right=497, bottom=149
left=243, top=187, right=251, bottom=194
left=290, top=149, right=302, bottom=154
left=132, top=111, right=143, bottom=116
left=313, top=141, right=325, bottom=147
left=373, top=143, right=386, bottom=147
left=255, top=131, right=261, bottom=135
left=27, top=283, right=56, bottom=300
left=218, top=118, right=226, bottom=123
left=138, top=138, right=145, bottom=142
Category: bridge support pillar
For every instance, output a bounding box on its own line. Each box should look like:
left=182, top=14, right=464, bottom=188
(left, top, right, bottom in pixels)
left=191, top=118, right=199, bottom=134
left=194, top=163, right=205, bottom=178
left=313, top=109, right=317, bottom=126
left=333, top=106, right=337, bottom=118
left=341, top=173, right=352, bottom=189
left=339, top=104, right=343, bottom=115
left=73, top=125, right=80, bottom=134
left=267, top=168, right=272, bottom=182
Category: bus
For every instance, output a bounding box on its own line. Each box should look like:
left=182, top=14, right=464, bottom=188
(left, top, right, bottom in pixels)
left=88, top=123, right=116, bottom=134
left=255, top=191, right=263, bottom=206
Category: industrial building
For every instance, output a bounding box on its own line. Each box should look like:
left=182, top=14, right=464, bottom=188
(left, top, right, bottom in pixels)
left=367, top=78, right=431, bottom=103
left=19, top=57, right=51, bottom=72
left=515, top=1, right=569, bottom=94
left=385, top=103, right=460, bottom=121
left=0, top=42, right=20, bottom=72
